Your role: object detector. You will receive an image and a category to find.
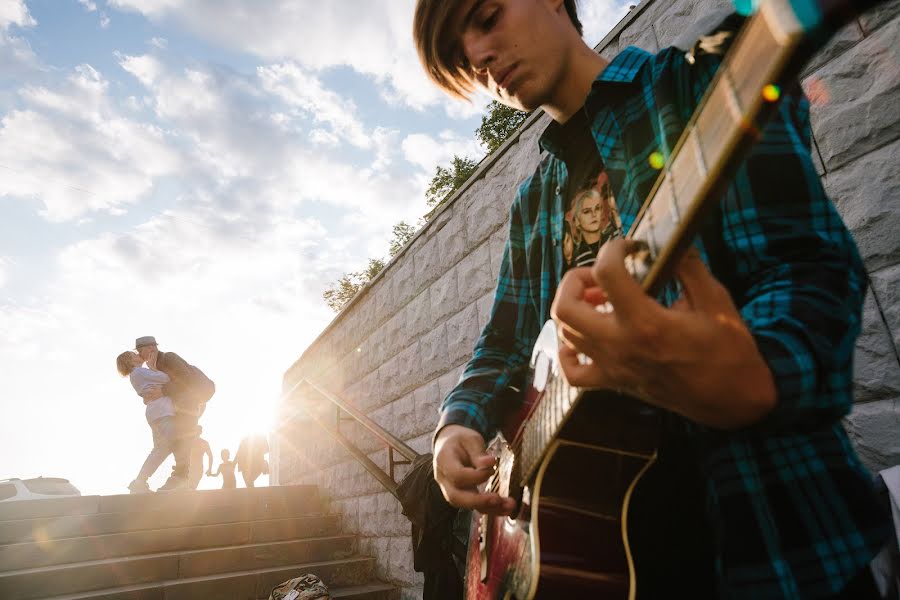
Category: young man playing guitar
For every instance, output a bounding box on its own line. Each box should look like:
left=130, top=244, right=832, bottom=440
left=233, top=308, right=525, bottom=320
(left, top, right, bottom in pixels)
left=414, top=0, right=890, bottom=597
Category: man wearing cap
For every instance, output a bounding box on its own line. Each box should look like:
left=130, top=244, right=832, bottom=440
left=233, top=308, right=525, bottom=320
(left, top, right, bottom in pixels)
left=135, top=335, right=205, bottom=491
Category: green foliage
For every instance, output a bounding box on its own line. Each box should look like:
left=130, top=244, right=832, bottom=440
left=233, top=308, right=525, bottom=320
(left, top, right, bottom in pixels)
left=323, top=220, right=420, bottom=313
left=476, top=101, right=528, bottom=153
left=388, top=221, right=417, bottom=257
left=322, top=257, right=386, bottom=313
left=425, top=155, right=479, bottom=208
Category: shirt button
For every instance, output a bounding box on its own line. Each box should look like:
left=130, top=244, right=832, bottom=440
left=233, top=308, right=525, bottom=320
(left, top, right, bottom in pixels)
left=555, top=186, right=561, bottom=196
left=552, top=237, right=558, bottom=246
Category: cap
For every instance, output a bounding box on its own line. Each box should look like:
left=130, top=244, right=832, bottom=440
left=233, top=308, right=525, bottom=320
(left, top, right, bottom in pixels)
left=135, top=336, right=158, bottom=349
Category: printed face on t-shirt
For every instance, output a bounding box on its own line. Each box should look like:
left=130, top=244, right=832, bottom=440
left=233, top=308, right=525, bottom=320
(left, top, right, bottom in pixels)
left=563, top=168, right=622, bottom=269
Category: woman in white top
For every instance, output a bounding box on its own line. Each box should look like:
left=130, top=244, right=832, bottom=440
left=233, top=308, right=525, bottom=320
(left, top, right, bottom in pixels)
left=117, top=350, right=180, bottom=493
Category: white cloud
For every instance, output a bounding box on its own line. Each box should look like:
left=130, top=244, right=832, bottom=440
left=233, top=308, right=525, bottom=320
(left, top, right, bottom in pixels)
left=0, top=0, right=38, bottom=81
left=107, top=0, right=465, bottom=114
left=0, top=256, right=11, bottom=288
left=401, top=130, right=484, bottom=173
left=0, top=0, right=35, bottom=29
left=78, top=0, right=98, bottom=12
left=0, top=63, right=183, bottom=221
left=149, top=36, right=167, bottom=49
left=581, top=0, right=633, bottom=47
left=257, top=62, right=370, bottom=149
left=100, top=12, right=111, bottom=28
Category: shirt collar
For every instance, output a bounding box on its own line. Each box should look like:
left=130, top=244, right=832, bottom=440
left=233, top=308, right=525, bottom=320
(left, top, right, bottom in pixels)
left=539, top=46, right=653, bottom=156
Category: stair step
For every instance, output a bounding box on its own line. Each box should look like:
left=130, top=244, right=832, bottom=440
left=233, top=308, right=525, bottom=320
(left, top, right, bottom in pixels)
left=329, top=583, right=400, bottom=600
left=0, top=515, right=341, bottom=571
left=42, top=557, right=378, bottom=600
left=0, top=486, right=321, bottom=524
left=0, top=536, right=358, bottom=599
left=0, top=491, right=326, bottom=545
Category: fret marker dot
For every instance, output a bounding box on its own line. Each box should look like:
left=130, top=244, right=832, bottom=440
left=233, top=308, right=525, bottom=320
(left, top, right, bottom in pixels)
left=762, top=84, right=781, bottom=102
left=648, top=152, right=665, bottom=170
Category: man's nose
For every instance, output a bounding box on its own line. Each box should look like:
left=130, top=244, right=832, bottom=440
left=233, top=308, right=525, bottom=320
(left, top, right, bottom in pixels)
left=464, top=37, right=497, bottom=75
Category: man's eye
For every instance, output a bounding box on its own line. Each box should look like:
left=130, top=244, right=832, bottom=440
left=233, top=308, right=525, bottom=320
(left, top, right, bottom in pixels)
left=478, top=9, right=499, bottom=31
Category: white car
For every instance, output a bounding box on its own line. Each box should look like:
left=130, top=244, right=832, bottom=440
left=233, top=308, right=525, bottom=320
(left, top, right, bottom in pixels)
left=0, top=477, right=82, bottom=502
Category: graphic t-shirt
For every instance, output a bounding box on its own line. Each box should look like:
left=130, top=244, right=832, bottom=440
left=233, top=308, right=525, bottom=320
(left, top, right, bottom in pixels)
left=554, top=109, right=624, bottom=270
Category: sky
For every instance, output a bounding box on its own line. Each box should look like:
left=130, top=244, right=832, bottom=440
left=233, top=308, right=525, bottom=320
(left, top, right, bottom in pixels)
left=0, top=0, right=630, bottom=496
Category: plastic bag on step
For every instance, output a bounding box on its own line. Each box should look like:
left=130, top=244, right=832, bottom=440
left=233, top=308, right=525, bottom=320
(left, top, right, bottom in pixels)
left=268, top=573, right=330, bottom=600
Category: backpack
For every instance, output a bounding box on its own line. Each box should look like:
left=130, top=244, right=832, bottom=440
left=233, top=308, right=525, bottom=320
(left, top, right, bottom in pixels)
left=185, top=364, right=215, bottom=405
left=268, top=574, right=329, bottom=600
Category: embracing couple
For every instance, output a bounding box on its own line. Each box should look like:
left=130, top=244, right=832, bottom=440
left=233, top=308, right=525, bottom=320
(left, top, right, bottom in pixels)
left=116, top=336, right=215, bottom=493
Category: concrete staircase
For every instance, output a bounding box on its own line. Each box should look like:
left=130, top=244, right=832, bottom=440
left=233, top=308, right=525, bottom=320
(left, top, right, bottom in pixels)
left=0, top=485, right=398, bottom=600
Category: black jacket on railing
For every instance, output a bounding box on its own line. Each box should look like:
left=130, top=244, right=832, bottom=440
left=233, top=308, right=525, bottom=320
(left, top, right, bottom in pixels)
left=397, top=454, right=469, bottom=600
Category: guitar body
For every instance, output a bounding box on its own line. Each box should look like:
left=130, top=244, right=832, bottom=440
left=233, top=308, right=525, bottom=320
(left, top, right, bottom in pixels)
left=466, top=322, right=661, bottom=599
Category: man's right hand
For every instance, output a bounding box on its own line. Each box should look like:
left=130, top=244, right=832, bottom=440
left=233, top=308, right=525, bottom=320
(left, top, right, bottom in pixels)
left=433, top=424, right=516, bottom=516
left=142, top=385, right=163, bottom=402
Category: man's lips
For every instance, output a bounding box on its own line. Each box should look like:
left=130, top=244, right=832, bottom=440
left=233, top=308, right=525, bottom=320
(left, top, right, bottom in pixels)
left=494, top=63, right=518, bottom=91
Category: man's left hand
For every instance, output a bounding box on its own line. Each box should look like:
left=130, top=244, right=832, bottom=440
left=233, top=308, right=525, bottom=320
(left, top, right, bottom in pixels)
left=550, top=238, right=776, bottom=430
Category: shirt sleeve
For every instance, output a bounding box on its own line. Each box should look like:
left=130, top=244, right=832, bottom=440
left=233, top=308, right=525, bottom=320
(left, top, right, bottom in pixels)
left=661, top=46, right=867, bottom=428
left=435, top=187, right=542, bottom=444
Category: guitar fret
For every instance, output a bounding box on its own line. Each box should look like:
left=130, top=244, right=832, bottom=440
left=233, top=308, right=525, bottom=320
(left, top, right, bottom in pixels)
left=721, top=68, right=744, bottom=121
left=664, top=170, right=680, bottom=224
left=671, top=144, right=703, bottom=214
left=690, top=128, right=708, bottom=179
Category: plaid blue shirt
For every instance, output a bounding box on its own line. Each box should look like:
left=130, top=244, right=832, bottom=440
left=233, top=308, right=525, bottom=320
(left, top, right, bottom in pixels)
left=437, top=29, right=889, bottom=599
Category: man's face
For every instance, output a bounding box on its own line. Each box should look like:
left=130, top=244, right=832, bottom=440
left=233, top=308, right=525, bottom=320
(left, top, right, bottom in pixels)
left=454, top=0, right=571, bottom=111
left=137, top=344, right=157, bottom=361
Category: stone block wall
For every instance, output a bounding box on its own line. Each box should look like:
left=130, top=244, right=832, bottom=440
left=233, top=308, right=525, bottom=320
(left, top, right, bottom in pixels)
left=276, top=0, right=900, bottom=596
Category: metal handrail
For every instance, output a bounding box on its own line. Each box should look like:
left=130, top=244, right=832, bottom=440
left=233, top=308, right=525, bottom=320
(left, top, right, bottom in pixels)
left=282, top=377, right=420, bottom=499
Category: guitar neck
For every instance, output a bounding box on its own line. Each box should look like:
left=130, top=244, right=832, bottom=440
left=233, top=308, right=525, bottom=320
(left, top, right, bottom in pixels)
left=627, top=0, right=804, bottom=294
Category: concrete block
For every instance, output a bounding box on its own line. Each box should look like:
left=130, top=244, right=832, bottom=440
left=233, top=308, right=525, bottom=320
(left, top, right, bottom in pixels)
left=488, top=227, right=507, bottom=282
left=438, top=365, right=465, bottom=401
left=388, top=536, right=419, bottom=586
left=412, top=381, right=443, bottom=440
left=465, top=189, right=510, bottom=249
left=806, top=18, right=900, bottom=171
left=393, top=392, right=418, bottom=441
left=457, top=241, right=494, bottom=307
left=413, top=235, right=442, bottom=294
left=825, top=138, right=900, bottom=272
left=358, top=493, right=379, bottom=536
left=372, top=278, right=395, bottom=330
left=871, top=264, right=900, bottom=353
left=405, top=289, right=432, bottom=340
left=476, top=292, right=496, bottom=336
left=419, top=324, right=450, bottom=381
left=801, top=20, right=864, bottom=79
left=430, top=266, right=460, bottom=325
left=854, top=290, right=900, bottom=403
left=408, top=432, right=433, bottom=456
left=446, top=303, right=482, bottom=366
left=376, top=493, right=410, bottom=537
left=381, top=310, right=406, bottom=362
left=652, top=0, right=730, bottom=50
left=392, top=258, right=416, bottom=309
left=845, top=397, right=900, bottom=473
left=437, top=207, right=468, bottom=272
